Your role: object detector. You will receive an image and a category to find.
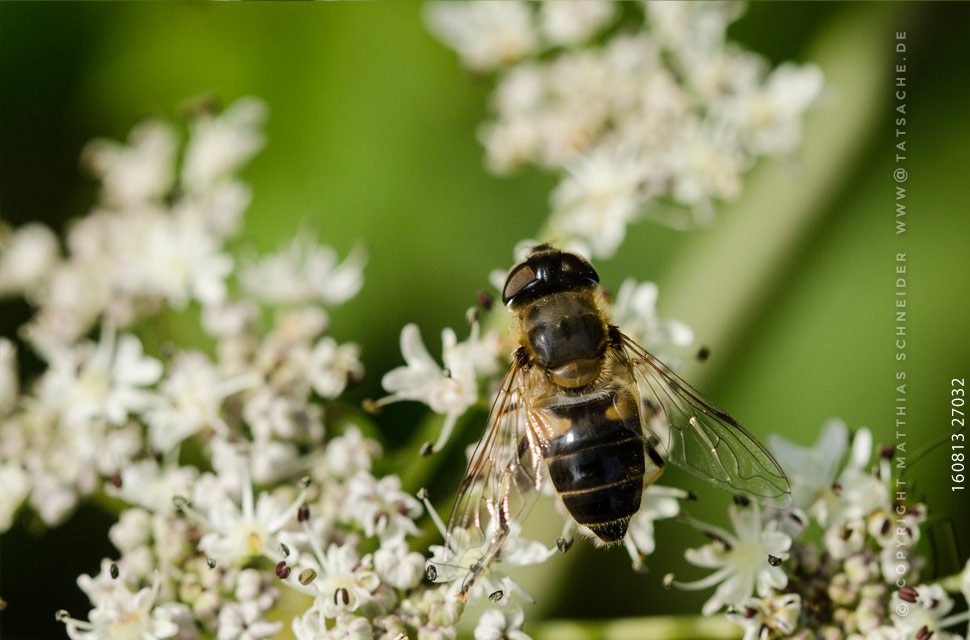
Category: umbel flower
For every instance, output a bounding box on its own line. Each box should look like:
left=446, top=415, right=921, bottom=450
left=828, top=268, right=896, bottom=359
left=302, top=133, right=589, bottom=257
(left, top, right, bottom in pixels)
left=180, top=444, right=309, bottom=565
left=0, top=99, right=463, bottom=640
left=665, top=422, right=970, bottom=640
left=673, top=504, right=792, bottom=616
left=379, top=321, right=502, bottom=452
left=426, top=0, right=824, bottom=256
left=37, top=326, right=162, bottom=431
left=5, top=98, right=411, bottom=640
left=56, top=574, right=182, bottom=640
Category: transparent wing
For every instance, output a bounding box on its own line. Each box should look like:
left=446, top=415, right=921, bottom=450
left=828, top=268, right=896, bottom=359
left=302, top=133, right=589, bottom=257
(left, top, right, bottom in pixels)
left=441, top=361, right=545, bottom=570
left=619, top=332, right=791, bottom=508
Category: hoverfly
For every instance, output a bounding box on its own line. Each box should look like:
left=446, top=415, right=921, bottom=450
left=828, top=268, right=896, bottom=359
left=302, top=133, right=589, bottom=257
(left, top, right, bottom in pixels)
left=433, top=245, right=790, bottom=601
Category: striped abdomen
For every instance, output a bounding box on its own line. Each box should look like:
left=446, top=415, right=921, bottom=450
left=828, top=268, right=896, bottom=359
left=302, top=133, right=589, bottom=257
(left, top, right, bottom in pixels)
left=542, top=388, right=661, bottom=543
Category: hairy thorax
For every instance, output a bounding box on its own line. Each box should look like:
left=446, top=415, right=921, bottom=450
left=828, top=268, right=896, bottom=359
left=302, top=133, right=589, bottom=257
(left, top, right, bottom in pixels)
left=515, top=291, right=609, bottom=389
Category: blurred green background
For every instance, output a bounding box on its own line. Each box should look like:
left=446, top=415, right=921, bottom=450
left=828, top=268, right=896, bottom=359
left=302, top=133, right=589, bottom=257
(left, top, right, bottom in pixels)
left=2, top=2, right=969, bottom=639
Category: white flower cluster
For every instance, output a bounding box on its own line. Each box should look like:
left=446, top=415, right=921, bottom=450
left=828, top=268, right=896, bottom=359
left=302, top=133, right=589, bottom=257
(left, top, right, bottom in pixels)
left=667, top=420, right=970, bottom=640
left=0, top=98, right=366, bottom=530
left=425, top=1, right=824, bottom=257
left=4, top=100, right=263, bottom=353
left=0, top=100, right=480, bottom=640
left=380, top=321, right=503, bottom=453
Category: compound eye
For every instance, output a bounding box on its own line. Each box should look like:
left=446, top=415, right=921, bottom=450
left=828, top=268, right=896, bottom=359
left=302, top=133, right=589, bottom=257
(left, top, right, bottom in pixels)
left=560, top=252, right=598, bottom=283
left=503, top=264, right=536, bottom=304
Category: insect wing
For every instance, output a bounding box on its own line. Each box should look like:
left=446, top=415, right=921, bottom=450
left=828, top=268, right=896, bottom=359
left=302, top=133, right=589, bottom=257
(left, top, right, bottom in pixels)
left=441, top=363, right=544, bottom=575
left=620, top=333, right=791, bottom=508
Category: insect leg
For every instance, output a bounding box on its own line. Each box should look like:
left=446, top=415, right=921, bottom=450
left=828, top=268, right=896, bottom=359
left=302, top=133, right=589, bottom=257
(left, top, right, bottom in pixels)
left=457, top=463, right=519, bottom=602
left=457, top=525, right=509, bottom=602
left=556, top=520, right=574, bottom=553
left=644, top=441, right=665, bottom=487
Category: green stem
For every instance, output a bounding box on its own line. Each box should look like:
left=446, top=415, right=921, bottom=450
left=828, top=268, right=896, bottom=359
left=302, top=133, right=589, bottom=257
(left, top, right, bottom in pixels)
left=529, top=614, right=742, bottom=640
left=394, top=410, right=451, bottom=492
left=89, top=489, right=129, bottom=518
left=393, top=401, right=490, bottom=496
left=939, top=570, right=968, bottom=594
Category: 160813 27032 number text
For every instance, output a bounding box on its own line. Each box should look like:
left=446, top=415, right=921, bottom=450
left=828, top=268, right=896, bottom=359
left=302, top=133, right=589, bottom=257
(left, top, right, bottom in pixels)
left=952, top=377, right=966, bottom=491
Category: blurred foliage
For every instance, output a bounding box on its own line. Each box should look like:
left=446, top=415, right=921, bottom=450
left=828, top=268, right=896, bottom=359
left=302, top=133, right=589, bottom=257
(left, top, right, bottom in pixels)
left=1, top=3, right=968, bottom=639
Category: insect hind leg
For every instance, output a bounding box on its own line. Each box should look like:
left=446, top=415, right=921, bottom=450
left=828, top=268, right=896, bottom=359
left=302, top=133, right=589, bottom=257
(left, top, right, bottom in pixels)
left=457, top=461, right=524, bottom=602
left=458, top=524, right=509, bottom=602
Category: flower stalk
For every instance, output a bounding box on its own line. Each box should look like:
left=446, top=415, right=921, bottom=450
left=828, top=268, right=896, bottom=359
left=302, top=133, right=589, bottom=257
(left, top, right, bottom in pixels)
left=530, top=615, right=743, bottom=640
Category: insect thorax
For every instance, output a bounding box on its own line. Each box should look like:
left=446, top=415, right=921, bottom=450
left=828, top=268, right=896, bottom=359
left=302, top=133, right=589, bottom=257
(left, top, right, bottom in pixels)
left=514, top=290, right=609, bottom=388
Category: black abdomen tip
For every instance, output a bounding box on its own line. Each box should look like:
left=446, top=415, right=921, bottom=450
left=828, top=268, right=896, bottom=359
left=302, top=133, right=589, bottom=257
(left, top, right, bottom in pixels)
left=588, top=518, right=631, bottom=543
